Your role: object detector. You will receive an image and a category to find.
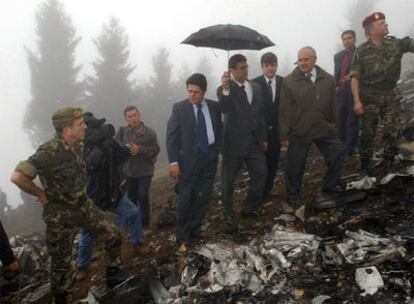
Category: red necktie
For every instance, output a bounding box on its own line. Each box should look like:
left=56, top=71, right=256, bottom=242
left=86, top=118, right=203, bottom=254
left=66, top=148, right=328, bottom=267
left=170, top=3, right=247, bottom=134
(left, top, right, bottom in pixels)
left=339, top=48, right=351, bottom=90
left=339, top=48, right=351, bottom=89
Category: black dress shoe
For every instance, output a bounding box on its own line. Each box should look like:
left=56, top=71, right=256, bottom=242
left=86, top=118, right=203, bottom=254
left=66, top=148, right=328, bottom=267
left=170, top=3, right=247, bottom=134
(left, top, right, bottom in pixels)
left=240, top=208, right=265, bottom=217
left=190, top=230, right=202, bottom=239
left=322, top=184, right=347, bottom=193
left=106, top=266, right=129, bottom=288
left=383, top=158, right=394, bottom=175
left=53, top=292, right=68, bottom=304
left=288, top=197, right=301, bottom=208
left=225, top=215, right=236, bottom=225
left=313, top=191, right=366, bottom=209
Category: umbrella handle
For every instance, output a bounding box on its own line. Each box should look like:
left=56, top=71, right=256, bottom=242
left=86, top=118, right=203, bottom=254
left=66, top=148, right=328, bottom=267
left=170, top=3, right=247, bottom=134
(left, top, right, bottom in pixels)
left=227, top=50, right=230, bottom=73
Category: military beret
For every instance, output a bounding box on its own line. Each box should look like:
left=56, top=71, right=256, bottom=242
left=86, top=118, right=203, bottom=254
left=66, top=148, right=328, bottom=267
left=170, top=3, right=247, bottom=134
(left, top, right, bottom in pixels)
left=52, top=106, right=83, bottom=123
left=362, top=12, right=385, bottom=28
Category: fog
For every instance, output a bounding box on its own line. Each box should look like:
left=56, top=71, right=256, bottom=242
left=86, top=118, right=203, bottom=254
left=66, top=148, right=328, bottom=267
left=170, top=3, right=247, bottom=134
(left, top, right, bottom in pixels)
left=0, top=0, right=413, bottom=207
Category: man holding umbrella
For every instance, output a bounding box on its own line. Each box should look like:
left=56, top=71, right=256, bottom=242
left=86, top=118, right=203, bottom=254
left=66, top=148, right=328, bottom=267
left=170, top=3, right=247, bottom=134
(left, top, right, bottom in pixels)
left=217, top=54, right=268, bottom=224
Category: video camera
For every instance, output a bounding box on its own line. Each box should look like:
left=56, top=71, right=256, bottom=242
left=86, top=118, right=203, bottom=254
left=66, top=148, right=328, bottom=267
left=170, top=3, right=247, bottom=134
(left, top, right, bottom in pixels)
left=83, top=112, right=115, bottom=147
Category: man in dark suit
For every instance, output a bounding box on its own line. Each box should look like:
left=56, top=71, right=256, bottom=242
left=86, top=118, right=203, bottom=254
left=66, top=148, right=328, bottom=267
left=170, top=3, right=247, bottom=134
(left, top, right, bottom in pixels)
left=334, top=30, right=358, bottom=156
left=166, top=73, right=222, bottom=253
left=217, top=54, right=267, bottom=224
left=252, top=52, right=284, bottom=198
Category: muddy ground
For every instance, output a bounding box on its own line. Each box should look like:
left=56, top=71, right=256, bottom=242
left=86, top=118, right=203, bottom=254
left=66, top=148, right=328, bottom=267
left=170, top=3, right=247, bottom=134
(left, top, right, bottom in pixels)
left=2, top=147, right=413, bottom=304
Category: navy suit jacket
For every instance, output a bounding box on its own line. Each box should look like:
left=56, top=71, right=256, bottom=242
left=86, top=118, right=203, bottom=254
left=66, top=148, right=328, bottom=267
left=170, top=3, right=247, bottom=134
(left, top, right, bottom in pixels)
left=217, top=80, right=266, bottom=157
left=252, top=74, right=283, bottom=141
left=166, top=98, right=222, bottom=179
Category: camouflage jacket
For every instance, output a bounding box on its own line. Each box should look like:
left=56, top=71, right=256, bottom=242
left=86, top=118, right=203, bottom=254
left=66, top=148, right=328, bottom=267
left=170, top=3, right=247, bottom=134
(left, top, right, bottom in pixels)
left=15, top=135, right=87, bottom=206
left=350, top=36, right=414, bottom=91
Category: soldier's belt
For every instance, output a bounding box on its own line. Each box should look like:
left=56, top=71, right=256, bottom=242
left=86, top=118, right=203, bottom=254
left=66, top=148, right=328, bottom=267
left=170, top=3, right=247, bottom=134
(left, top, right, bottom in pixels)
left=361, top=87, right=399, bottom=96
left=48, top=193, right=88, bottom=206
left=360, top=83, right=397, bottom=92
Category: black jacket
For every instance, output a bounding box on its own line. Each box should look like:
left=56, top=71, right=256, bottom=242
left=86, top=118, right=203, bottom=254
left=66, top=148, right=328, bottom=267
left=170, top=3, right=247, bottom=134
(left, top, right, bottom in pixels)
left=85, top=139, right=130, bottom=210
left=252, top=74, right=283, bottom=141
left=217, top=80, right=267, bottom=157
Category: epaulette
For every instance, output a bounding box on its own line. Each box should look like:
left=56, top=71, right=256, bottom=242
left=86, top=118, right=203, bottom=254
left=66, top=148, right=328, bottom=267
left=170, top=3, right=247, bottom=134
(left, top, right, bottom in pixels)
left=357, top=41, right=371, bottom=51
left=39, top=138, right=58, bottom=150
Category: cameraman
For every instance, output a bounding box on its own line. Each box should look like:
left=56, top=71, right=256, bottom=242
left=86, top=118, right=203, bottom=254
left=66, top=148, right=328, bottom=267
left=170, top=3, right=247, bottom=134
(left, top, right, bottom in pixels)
left=76, top=113, right=143, bottom=280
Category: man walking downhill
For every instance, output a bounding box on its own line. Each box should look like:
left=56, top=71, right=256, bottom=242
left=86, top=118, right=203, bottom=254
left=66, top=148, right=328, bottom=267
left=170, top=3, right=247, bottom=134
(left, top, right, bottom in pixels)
left=252, top=52, right=284, bottom=199
left=217, top=54, right=268, bottom=224
left=279, top=47, right=345, bottom=207
left=166, top=73, right=222, bottom=253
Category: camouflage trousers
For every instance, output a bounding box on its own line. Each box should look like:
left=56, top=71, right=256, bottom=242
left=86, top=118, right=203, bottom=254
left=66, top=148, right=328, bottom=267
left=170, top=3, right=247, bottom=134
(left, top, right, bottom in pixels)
left=43, top=198, right=121, bottom=294
left=359, top=88, right=401, bottom=160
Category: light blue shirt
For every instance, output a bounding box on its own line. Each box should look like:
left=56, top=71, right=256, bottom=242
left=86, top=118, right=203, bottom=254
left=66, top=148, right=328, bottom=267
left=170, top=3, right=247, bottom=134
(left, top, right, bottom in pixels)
left=193, top=100, right=215, bottom=145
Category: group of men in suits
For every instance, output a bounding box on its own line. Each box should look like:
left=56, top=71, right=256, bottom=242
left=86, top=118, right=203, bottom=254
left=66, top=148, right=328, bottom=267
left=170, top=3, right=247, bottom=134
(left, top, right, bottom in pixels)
left=166, top=53, right=285, bottom=252
left=166, top=47, right=351, bottom=252
left=166, top=11, right=414, bottom=254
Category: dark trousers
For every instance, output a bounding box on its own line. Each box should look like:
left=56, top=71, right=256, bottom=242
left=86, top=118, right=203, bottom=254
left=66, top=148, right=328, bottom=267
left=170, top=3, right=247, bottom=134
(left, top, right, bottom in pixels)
left=127, top=176, right=152, bottom=228
left=0, top=221, right=15, bottom=266
left=285, top=136, right=344, bottom=199
left=264, top=131, right=281, bottom=196
left=222, top=142, right=267, bottom=216
left=176, top=148, right=218, bottom=245
left=337, top=88, right=359, bottom=155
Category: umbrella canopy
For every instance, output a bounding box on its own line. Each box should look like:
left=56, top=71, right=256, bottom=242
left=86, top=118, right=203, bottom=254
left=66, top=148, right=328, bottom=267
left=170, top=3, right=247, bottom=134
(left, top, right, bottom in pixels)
left=181, top=24, right=275, bottom=51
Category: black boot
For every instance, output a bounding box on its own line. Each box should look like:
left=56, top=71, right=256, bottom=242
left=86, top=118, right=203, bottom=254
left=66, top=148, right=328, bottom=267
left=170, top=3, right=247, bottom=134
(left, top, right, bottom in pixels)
left=383, top=157, right=394, bottom=175
left=106, top=266, right=127, bottom=288
left=53, top=292, right=68, bottom=304
left=360, top=158, right=369, bottom=176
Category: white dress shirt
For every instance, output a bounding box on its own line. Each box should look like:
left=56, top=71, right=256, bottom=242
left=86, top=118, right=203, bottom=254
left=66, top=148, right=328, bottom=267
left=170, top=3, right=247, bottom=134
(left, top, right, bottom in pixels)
left=264, top=75, right=276, bottom=102
left=222, top=80, right=253, bottom=104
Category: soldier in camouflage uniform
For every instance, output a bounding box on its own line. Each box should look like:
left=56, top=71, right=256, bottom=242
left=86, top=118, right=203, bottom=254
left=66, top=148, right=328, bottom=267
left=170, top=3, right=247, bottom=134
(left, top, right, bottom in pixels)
left=350, top=12, right=414, bottom=175
left=11, top=107, right=124, bottom=304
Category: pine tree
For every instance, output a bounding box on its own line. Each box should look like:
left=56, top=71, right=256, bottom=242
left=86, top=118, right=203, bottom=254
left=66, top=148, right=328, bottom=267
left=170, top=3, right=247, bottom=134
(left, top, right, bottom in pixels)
left=195, top=55, right=217, bottom=99
left=24, top=0, right=83, bottom=146
left=245, top=51, right=262, bottom=79
left=173, top=63, right=192, bottom=101
left=277, top=55, right=293, bottom=77
left=346, top=0, right=378, bottom=44
left=86, top=17, right=136, bottom=126
left=141, top=47, right=174, bottom=156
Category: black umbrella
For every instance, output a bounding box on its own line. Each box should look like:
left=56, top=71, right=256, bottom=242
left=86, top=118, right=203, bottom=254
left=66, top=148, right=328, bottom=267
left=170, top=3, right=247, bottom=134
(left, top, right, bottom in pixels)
left=181, top=24, right=275, bottom=53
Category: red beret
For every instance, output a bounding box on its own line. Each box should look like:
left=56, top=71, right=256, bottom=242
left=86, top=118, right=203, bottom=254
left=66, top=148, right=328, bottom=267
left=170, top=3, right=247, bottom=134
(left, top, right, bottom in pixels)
left=362, top=12, right=385, bottom=28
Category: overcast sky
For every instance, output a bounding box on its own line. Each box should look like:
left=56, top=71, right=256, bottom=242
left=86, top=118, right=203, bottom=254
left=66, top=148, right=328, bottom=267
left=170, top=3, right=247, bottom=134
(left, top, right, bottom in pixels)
left=0, top=0, right=413, bottom=206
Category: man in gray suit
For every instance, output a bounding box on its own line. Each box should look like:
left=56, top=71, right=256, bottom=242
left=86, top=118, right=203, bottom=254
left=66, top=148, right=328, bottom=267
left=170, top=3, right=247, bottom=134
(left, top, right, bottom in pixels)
left=166, top=73, right=222, bottom=253
left=217, top=54, right=267, bottom=224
